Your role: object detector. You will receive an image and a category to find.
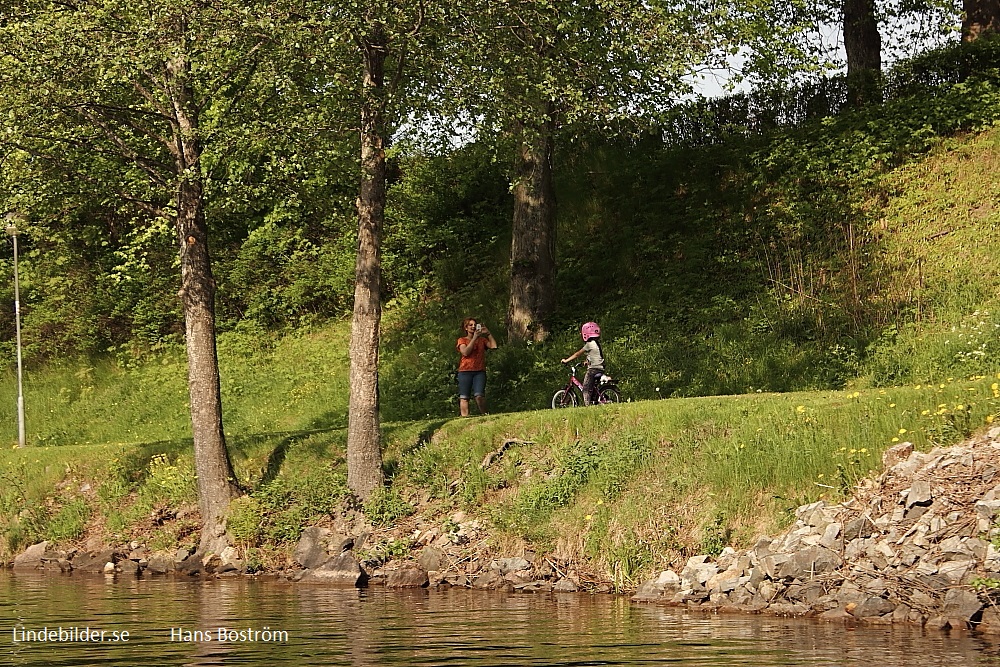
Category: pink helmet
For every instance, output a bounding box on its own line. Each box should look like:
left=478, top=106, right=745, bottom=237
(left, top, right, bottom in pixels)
left=581, top=322, right=601, bottom=341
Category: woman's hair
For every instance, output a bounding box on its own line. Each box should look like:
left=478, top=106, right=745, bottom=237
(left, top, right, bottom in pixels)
left=461, top=317, right=476, bottom=333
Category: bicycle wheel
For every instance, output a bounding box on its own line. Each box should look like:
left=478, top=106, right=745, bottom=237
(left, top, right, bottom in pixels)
left=551, top=389, right=578, bottom=409
left=598, top=388, right=620, bottom=404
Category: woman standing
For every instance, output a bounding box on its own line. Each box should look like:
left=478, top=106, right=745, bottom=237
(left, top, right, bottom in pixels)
left=456, top=317, right=497, bottom=416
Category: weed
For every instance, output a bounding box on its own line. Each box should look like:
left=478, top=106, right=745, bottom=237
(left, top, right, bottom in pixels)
left=363, top=488, right=414, bottom=527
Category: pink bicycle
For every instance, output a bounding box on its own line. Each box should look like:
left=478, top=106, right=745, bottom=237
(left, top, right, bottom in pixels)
left=551, top=363, right=621, bottom=408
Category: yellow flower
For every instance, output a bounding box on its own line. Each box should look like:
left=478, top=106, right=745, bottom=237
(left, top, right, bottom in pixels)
left=796, top=405, right=806, bottom=413
left=889, top=403, right=896, bottom=408
left=859, top=448, right=868, bottom=454
left=585, top=515, right=592, bottom=521
left=988, top=415, right=995, bottom=424
left=992, top=383, right=998, bottom=391
left=921, top=410, right=930, bottom=415
left=956, top=404, right=965, bottom=411
left=891, top=437, right=899, bottom=442
left=818, top=473, right=825, bottom=479
left=940, top=384, right=946, bottom=389
left=915, top=384, right=922, bottom=389
left=596, top=499, right=604, bottom=506
left=898, top=428, right=907, bottom=434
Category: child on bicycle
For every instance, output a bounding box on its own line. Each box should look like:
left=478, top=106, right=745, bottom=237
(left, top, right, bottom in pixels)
left=561, top=321, right=604, bottom=406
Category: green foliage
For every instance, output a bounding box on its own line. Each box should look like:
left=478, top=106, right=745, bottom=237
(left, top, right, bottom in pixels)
left=363, top=488, right=415, bottom=528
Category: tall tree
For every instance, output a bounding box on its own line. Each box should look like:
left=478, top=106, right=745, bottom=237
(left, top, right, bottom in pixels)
left=311, top=0, right=448, bottom=500
left=440, top=0, right=728, bottom=342
left=0, top=0, right=299, bottom=553
left=963, top=0, right=1000, bottom=40
left=844, top=0, right=882, bottom=105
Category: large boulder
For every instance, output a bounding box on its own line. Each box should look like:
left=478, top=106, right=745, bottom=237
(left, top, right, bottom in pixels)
left=13, top=542, right=50, bottom=571
left=300, top=552, right=366, bottom=586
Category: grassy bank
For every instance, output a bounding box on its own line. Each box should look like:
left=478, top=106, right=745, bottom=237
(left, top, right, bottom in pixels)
left=1, top=348, right=997, bottom=587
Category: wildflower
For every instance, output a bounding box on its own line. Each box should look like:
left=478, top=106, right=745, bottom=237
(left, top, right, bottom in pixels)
left=921, top=410, right=930, bottom=415
left=859, top=448, right=868, bottom=454
left=892, top=437, right=899, bottom=442
left=988, top=415, right=995, bottom=424
left=956, top=404, right=965, bottom=411
left=899, top=428, right=907, bottom=434
left=915, top=384, right=922, bottom=389
left=889, top=403, right=896, bottom=408
left=596, top=499, right=604, bottom=506
left=585, top=514, right=592, bottom=521
left=796, top=405, right=805, bottom=413
left=818, top=473, right=824, bottom=479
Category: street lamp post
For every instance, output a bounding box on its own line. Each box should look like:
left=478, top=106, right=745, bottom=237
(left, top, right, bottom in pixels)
left=5, top=214, right=24, bottom=448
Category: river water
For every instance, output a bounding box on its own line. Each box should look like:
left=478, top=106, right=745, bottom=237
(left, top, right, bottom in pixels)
left=2, top=570, right=1000, bottom=666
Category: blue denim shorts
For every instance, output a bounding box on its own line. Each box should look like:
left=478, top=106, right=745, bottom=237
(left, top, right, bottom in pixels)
left=457, top=370, right=487, bottom=399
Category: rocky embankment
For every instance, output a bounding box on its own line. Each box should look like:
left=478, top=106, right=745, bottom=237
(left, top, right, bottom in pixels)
left=632, top=427, right=1000, bottom=633
left=12, top=428, right=1000, bottom=635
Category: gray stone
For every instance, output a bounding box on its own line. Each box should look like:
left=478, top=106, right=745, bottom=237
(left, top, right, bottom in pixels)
left=882, top=442, right=914, bottom=468
left=496, top=557, right=531, bottom=574
left=418, top=546, right=446, bottom=573
left=72, top=550, right=117, bottom=573
left=937, top=560, right=974, bottom=584
left=145, top=553, right=174, bottom=574
left=906, top=480, right=933, bottom=507
left=13, top=542, right=49, bottom=570
left=851, top=597, right=895, bottom=618
left=941, top=588, right=982, bottom=623
left=385, top=562, right=429, bottom=589
left=472, top=569, right=509, bottom=590
left=293, top=526, right=331, bottom=569
left=844, top=517, right=876, bottom=541
left=632, top=570, right=681, bottom=602
left=552, top=577, right=579, bottom=593
left=300, top=552, right=366, bottom=586
left=776, top=546, right=841, bottom=581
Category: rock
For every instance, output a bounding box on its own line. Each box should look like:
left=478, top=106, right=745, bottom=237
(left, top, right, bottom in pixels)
left=145, top=552, right=174, bottom=575
left=843, top=517, right=876, bottom=541
left=496, top=557, right=531, bottom=574
left=906, top=480, right=933, bottom=507
left=103, top=562, right=116, bottom=574
left=882, top=442, right=914, bottom=468
left=632, top=570, right=681, bottom=602
left=385, top=562, right=429, bottom=589
left=940, top=588, right=981, bottom=625
left=553, top=577, right=579, bottom=593
left=293, top=526, right=331, bottom=569
left=13, top=542, right=49, bottom=570
left=472, top=569, right=509, bottom=590
left=71, top=549, right=116, bottom=574
left=776, top=546, right=841, bottom=581
left=301, top=552, right=366, bottom=586
left=117, top=559, right=140, bottom=576
left=850, top=597, right=895, bottom=618
left=418, top=546, right=446, bottom=573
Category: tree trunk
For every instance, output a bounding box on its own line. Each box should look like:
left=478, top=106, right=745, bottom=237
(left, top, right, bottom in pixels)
left=843, top=0, right=881, bottom=106
left=168, top=53, right=240, bottom=556
left=507, top=107, right=556, bottom=343
left=346, top=33, right=387, bottom=501
left=963, top=0, right=1000, bottom=41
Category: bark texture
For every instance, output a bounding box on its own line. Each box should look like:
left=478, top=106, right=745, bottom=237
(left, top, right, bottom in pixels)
left=843, top=0, right=881, bottom=106
left=168, top=52, right=240, bottom=555
left=507, top=108, right=556, bottom=343
left=963, top=0, right=1000, bottom=41
left=347, top=32, right=387, bottom=501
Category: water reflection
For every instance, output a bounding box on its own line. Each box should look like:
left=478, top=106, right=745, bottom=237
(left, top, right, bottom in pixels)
left=2, top=570, right=999, bottom=666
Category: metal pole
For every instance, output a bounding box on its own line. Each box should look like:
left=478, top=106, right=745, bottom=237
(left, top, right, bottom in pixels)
left=5, top=218, right=25, bottom=449
left=11, top=230, right=23, bottom=448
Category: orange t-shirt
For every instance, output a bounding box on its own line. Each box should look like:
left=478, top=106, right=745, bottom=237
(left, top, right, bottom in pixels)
left=457, top=336, right=488, bottom=372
